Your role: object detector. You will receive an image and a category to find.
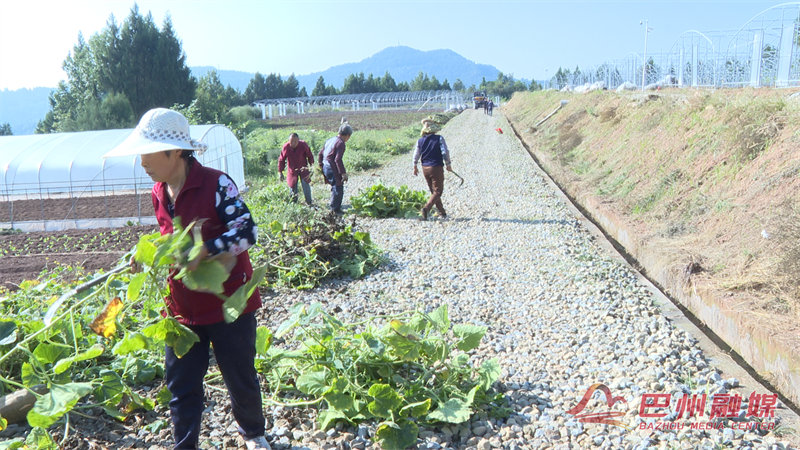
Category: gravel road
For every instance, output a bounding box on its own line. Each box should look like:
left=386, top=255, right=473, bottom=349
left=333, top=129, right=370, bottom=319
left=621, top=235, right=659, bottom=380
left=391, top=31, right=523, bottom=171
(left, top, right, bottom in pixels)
left=7, top=109, right=794, bottom=450
left=279, top=109, right=797, bottom=450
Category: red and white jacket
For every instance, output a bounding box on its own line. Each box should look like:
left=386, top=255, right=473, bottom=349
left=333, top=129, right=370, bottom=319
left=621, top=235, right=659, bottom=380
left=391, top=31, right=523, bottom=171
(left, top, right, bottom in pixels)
left=152, top=160, right=261, bottom=325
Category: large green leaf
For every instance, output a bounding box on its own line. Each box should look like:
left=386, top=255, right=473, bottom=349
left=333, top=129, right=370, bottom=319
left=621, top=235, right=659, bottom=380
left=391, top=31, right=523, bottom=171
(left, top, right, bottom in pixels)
left=296, top=370, right=328, bottom=396
left=0, top=320, right=17, bottom=346
left=375, top=420, right=418, bottom=450
left=400, top=398, right=431, bottom=418
left=113, top=332, right=150, bottom=355
left=452, top=353, right=470, bottom=367
left=32, top=343, right=70, bottom=365
left=478, top=358, right=501, bottom=391
left=323, top=378, right=353, bottom=411
left=426, top=398, right=472, bottom=424
left=383, top=331, right=420, bottom=361
left=318, top=409, right=348, bottom=430
left=27, top=382, right=93, bottom=428
left=222, top=265, right=268, bottom=323
left=367, top=384, right=403, bottom=419
left=428, top=304, right=450, bottom=334
left=53, top=344, right=104, bottom=374
left=21, top=363, right=45, bottom=387
left=126, top=272, right=147, bottom=303
left=93, top=370, right=125, bottom=405
left=179, top=259, right=229, bottom=295
left=134, top=235, right=158, bottom=266
left=156, top=386, right=172, bottom=407
left=0, top=439, right=24, bottom=450
left=124, top=356, right=157, bottom=384
left=25, top=427, right=57, bottom=450
left=255, top=326, right=272, bottom=356
left=125, top=389, right=155, bottom=413
left=142, top=317, right=199, bottom=358
left=453, top=324, right=486, bottom=352
left=363, top=334, right=385, bottom=358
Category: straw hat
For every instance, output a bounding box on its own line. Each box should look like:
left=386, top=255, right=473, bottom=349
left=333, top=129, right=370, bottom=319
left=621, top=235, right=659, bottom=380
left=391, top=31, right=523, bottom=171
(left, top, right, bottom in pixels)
left=103, top=108, right=208, bottom=158
left=420, top=117, right=442, bottom=136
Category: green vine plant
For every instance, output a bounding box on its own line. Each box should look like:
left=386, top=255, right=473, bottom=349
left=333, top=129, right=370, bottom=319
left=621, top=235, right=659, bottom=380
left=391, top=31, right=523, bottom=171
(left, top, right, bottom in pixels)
left=0, top=218, right=265, bottom=448
left=256, top=302, right=503, bottom=450
left=349, top=182, right=428, bottom=219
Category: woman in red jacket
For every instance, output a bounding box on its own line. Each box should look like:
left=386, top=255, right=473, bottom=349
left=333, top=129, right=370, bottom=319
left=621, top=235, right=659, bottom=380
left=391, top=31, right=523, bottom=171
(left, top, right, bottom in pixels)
left=104, top=108, right=270, bottom=450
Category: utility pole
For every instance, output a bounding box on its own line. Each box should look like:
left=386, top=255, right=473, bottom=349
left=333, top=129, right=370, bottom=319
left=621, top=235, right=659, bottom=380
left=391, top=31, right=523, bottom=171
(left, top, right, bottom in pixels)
left=641, top=20, right=652, bottom=91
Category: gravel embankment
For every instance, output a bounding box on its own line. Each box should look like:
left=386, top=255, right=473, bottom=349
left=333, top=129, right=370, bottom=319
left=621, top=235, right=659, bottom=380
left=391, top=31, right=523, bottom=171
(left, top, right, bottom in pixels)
left=6, top=109, right=792, bottom=450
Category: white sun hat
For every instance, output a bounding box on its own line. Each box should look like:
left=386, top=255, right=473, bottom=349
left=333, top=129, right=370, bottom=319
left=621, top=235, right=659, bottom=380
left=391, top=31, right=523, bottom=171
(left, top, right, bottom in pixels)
left=103, top=108, right=208, bottom=158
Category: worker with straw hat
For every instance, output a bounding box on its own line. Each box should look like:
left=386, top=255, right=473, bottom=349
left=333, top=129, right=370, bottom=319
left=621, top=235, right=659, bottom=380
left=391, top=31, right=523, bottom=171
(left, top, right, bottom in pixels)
left=103, top=108, right=271, bottom=450
left=412, top=116, right=453, bottom=220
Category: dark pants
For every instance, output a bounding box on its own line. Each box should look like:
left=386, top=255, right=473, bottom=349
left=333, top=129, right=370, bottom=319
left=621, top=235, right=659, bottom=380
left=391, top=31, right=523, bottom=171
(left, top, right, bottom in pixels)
left=290, top=178, right=313, bottom=205
left=422, top=165, right=445, bottom=215
left=322, top=164, right=344, bottom=212
left=165, top=312, right=264, bottom=449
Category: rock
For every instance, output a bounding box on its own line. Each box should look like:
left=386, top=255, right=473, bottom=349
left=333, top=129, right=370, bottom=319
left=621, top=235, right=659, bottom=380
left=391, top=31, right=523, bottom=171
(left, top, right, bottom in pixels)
left=312, top=431, right=328, bottom=440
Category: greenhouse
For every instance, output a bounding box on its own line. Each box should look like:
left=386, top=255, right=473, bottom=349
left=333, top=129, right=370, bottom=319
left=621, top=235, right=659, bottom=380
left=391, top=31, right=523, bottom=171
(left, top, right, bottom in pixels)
left=1, top=124, right=244, bottom=232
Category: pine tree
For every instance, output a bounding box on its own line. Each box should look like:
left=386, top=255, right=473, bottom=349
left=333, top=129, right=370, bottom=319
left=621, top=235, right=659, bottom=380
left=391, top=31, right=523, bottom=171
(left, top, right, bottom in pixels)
left=283, top=74, right=300, bottom=98
left=39, top=5, right=196, bottom=132
left=380, top=72, right=397, bottom=92
left=245, top=72, right=268, bottom=103
left=312, top=76, right=327, bottom=96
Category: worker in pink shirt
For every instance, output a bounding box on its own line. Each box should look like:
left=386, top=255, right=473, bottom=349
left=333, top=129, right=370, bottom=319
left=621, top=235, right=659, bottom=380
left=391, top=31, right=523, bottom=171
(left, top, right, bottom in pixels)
left=278, top=132, right=315, bottom=206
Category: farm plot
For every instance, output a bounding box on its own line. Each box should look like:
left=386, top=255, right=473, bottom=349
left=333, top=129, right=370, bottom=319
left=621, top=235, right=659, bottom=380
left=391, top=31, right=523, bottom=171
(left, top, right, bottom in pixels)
left=0, top=226, right=152, bottom=290
left=1, top=193, right=152, bottom=223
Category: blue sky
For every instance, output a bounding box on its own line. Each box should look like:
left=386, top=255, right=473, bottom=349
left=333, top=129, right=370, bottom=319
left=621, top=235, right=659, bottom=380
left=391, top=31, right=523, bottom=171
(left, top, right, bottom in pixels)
left=0, top=0, right=786, bottom=90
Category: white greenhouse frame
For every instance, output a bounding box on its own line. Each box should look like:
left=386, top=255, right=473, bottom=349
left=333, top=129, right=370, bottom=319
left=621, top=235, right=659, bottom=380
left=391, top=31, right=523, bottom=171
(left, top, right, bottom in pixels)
left=1, top=124, right=244, bottom=232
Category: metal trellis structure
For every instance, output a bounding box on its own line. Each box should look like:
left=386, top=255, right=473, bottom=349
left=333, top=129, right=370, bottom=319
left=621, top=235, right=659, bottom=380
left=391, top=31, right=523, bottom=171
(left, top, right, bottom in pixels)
left=251, top=90, right=465, bottom=119
left=550, top=2, right=800, bottom=91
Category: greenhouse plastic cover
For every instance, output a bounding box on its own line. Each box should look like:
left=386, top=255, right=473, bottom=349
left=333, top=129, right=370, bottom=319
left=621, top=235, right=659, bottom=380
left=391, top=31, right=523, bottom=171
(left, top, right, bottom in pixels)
left=1, top=124, right=245, bottom=199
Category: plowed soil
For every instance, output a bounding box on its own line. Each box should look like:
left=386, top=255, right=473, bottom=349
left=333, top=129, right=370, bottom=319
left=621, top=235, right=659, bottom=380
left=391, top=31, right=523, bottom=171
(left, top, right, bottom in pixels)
left=0, top=225, right=155, bottom=290
left=1, top=193, right=151, bottom=222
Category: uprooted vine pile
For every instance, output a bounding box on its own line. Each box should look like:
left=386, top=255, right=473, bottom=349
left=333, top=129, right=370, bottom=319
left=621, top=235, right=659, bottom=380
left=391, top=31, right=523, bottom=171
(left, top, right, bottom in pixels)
left=250, top=212, right=383, bottom=290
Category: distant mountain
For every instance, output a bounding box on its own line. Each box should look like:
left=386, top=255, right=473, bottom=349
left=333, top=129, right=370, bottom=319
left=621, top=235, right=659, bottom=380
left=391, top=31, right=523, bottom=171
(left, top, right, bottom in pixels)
left=190, top=67, right=255, bottom=93
left=0, top=87, right=53, bottom=135
left=190, top=46, right=501, bottom=95
left=296, top=46, right=500, bottom=93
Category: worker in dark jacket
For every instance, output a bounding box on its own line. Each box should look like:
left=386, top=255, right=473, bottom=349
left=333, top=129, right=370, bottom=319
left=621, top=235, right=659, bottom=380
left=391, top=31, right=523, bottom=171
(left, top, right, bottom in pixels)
left=278, top=132, right=314, bottom=205
left=104, top=108, right=270, bottom=450
left=318, top=123, right=353, bottom=214
left=412, top=117, right=452, bottom=220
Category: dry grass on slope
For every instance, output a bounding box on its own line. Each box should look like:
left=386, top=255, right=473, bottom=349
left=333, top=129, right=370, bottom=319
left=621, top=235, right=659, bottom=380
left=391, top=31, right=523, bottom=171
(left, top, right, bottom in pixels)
left=504, top=88, right=800, bottom=324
